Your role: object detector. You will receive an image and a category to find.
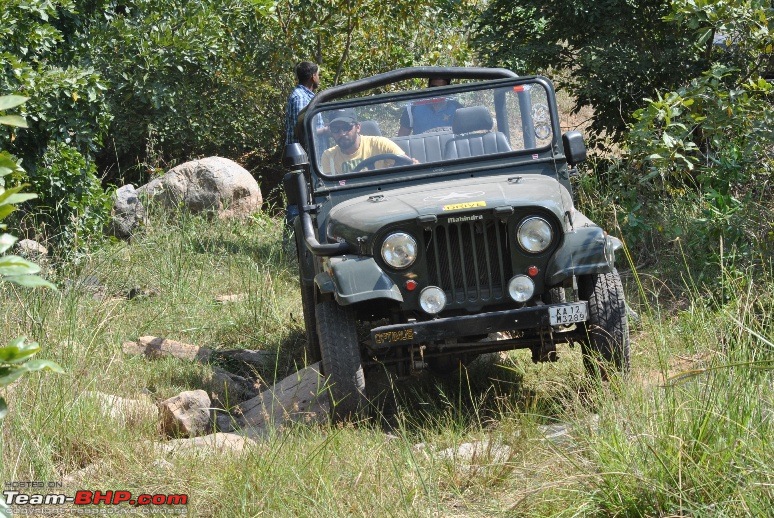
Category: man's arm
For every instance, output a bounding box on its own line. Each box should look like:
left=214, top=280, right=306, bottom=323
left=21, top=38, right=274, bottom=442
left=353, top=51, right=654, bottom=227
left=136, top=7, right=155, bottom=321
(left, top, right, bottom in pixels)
left=377, top=138, right=419, bottom=165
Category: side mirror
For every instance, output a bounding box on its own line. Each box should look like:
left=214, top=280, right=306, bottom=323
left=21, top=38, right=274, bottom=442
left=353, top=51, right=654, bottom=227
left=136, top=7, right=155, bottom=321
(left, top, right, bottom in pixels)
left=562, top=131, right=587, bottom=166
left=282, top=143, right=309, bottom=170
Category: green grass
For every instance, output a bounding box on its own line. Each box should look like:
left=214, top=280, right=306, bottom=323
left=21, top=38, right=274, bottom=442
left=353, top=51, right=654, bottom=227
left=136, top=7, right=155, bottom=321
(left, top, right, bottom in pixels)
left=2, top=209, right=772, bottom=517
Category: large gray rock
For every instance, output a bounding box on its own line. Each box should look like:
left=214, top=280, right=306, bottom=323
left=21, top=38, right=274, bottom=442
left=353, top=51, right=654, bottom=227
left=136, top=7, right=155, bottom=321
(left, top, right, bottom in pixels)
left=238, top=362, right=330, bottom=439
left=138, top=157, right=262, bottom=218
left=108, top=184, right=145, bottom=239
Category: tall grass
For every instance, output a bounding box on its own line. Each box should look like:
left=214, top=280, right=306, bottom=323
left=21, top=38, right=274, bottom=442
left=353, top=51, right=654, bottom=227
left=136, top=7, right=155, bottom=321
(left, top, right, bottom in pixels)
left=565, top=261, right=773, bottom=516
left=2, top=210, right=772, bottom=516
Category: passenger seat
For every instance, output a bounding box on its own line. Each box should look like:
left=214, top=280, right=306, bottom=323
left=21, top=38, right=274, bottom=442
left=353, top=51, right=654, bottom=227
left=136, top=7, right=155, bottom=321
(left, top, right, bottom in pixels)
left=443, top=106, right=511, bottom=159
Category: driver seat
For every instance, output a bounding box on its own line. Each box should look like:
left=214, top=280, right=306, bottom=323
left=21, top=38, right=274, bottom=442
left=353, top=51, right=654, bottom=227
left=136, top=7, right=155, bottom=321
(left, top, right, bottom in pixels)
left=443, top=106, right=511, bottom=160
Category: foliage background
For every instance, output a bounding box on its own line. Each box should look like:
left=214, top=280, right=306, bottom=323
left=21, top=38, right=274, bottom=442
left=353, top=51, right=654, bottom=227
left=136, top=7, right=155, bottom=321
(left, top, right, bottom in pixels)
left=0, top=0, right=771, bottom=284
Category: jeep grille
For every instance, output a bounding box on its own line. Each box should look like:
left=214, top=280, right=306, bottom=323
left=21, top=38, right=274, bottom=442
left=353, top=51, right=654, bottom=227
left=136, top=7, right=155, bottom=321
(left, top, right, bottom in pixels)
left=425, top=214, right=512, bottom=308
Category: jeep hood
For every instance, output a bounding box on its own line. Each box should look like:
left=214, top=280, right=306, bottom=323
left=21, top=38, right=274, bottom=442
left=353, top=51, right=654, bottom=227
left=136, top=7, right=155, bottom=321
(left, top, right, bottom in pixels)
left=326, top=175, right=575, bottom=245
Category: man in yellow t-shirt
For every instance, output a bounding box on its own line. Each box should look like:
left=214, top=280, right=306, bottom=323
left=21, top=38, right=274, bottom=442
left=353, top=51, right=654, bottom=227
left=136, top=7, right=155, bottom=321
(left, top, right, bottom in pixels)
left=320, top=109, right=417, bottom=175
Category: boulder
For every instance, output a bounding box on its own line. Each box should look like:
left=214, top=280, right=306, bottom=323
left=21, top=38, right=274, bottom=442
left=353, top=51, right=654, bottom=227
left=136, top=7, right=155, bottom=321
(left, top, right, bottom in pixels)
left=238, top=362, right=330, bottom=438
left=15, top=239, right=48, bottom=258
left=158, top=390, right=212, bottom=438
left=138, top=157, right=262, bottom=218
left=107, top=184, right=145, bottom=239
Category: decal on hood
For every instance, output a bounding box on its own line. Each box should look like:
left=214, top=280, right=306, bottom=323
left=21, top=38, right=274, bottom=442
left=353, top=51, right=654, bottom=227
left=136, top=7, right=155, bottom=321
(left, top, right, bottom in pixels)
left=424, top=191, right=486, bottom=202
left=442, top=201, right=487, bottom=211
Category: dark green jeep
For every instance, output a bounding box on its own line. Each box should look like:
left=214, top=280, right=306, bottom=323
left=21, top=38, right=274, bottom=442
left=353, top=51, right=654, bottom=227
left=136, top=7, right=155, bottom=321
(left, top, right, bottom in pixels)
left=283, top=67, right=629, bottom=420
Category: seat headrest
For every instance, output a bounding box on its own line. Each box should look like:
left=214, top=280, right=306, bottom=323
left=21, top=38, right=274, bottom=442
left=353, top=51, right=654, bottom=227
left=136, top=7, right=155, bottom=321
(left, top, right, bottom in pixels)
left=358, top=120, right=382, bottom=136
left=452, top=106, right=493, bottom=134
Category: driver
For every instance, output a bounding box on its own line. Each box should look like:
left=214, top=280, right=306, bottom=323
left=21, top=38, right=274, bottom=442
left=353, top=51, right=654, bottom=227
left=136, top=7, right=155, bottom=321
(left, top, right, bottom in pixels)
left=320, top=109, right=417, bottom=174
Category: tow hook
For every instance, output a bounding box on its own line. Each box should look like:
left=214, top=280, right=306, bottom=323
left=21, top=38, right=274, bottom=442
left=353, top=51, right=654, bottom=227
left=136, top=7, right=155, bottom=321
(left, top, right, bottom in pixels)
left=532, top=327, right=558, bottom=363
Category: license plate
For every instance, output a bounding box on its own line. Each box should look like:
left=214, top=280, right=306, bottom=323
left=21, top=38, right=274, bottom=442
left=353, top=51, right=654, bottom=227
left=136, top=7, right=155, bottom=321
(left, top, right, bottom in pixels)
left=548, top=302, right=588, bottom=325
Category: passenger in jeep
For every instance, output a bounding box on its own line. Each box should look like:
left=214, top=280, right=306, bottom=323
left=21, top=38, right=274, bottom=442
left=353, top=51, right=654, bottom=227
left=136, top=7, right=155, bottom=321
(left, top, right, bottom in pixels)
left=397, top=78, right=462, bottom=136
left=321, top=109, right=418, bottom=174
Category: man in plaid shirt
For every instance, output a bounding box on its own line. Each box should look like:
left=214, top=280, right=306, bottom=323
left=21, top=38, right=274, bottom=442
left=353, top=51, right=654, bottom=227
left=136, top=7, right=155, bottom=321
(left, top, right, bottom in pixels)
left=284, top=62, right=325, bottom=234
left=284, top=61, right=321, bottom=146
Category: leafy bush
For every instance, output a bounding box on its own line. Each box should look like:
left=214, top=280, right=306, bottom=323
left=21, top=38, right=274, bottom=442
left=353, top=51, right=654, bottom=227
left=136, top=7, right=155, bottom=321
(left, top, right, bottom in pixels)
left=1, top=1, right=112, bottom=249
left=625, top=1, right=773, bottom=267
left=0, top=93, right=62, bottom=432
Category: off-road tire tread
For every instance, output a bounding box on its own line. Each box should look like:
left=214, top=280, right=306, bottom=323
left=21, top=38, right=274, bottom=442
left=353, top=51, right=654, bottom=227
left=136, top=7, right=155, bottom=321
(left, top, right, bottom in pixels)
left=316, top=300, right=366, bottom=420
left=300, top=279, right=321, bottom=362
left=578, top=270, right=630, bottom=376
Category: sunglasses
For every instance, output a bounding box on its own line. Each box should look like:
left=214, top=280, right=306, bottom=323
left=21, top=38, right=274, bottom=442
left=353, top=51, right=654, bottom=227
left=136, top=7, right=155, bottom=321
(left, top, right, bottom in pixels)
left=330, top=122, right=355, bottom=134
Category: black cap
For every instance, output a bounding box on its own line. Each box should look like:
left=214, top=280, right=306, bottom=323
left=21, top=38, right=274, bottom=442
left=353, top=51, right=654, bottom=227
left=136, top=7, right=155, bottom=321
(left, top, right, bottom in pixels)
left=326, top=108, right=358, bottom=125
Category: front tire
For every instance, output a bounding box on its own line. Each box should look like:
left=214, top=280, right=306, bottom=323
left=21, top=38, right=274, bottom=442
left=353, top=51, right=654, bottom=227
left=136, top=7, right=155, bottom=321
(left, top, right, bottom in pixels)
left=316, top=300, right=367, bottom=420
left=300, top=279, right=321, bottom=363
left=578, top=270, right=630, bottom=378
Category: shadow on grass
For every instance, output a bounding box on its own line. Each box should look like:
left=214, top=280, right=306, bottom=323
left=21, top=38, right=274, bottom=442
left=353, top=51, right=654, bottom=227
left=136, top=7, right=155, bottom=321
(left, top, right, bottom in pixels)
left=189, top=235, right=293, bottom=267
left=363, top=355, right=587, bottom=434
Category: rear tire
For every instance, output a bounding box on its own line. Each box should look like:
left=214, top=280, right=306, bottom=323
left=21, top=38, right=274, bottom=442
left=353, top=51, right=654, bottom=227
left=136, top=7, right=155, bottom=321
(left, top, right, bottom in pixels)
left=577, top=270, right=630, bottom=378
left=316, top=300, right=367, bottom=420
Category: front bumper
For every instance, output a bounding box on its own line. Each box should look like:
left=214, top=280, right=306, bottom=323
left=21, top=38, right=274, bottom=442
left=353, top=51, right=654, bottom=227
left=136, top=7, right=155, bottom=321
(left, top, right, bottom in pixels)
left=370, top=302, right=588, bottom=347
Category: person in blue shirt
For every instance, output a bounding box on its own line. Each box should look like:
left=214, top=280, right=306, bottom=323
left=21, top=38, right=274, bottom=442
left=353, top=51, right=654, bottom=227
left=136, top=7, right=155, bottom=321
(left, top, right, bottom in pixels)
left=284, top=62, right=320, bottom=145
left=283, top=62, right=328, bottom=233
left=397, top=78, right=462, bottom=136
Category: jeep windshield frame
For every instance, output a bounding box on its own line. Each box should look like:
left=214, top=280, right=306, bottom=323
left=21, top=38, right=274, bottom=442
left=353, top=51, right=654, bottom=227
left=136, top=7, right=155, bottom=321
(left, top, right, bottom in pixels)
left=300, top=68, right=564, bottom=192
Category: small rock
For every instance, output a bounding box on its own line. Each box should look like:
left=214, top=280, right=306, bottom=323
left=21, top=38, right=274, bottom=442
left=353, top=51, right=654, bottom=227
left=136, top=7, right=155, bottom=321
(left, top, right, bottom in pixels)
left=85, top=391, right=157, bottom=428
left=16, top=239, right=48, bottom=257
left=437, top=440, right=512, bottom=465
left=157, top=433, right=256, bottom=456
left=214, top=293, right=248, bottom=304
left=158, top=390, right=212, bottom=438
left=123, top=336, right=211, bottom=362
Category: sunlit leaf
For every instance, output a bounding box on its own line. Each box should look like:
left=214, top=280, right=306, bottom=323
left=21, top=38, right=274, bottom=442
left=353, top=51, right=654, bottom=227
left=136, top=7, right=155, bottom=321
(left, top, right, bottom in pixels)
left=0, top=95, right=28, bottom=111
left=5, top=275, right=57, bottom=289
left=0, top=115, right=28, bottom=128
left=23, top=359, right=64, bottom=374
left=0, top=233, right=17, bottom=254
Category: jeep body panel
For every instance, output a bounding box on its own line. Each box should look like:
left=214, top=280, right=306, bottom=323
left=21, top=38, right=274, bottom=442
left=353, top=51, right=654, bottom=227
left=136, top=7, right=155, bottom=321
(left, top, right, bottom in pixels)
left=326, top=174, right=574, bottom=246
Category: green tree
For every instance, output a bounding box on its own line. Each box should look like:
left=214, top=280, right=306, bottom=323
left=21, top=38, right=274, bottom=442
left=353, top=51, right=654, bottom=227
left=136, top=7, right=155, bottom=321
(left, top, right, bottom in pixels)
left=473, top=0, right=704, bottom=141
left=626, top=0, right=773, bottom=263
left=1, top=0, right=112, bottom=248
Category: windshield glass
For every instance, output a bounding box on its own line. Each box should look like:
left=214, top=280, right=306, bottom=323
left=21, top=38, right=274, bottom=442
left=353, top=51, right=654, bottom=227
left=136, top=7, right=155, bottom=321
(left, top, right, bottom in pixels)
left=310, top=80, right=553, bottom=177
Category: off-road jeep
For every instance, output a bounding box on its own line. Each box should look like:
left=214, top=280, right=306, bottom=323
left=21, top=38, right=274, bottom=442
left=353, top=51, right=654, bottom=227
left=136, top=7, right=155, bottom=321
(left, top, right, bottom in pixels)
left=283, top=67, right=630, bottom=420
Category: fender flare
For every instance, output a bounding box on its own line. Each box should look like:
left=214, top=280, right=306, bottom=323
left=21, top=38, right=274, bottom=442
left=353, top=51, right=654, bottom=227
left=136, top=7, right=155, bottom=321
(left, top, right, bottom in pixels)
left=314, top=256, right=403, bottom=306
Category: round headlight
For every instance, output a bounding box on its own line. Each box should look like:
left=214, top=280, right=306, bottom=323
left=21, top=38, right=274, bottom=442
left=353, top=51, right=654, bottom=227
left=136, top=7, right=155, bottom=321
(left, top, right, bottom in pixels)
left=508, top=275, right=535, bottom=303
left=381, top=232, right=417, bottom=269
left=419, top=286, right=447, bottom=314
left=517, top=217, right=553, bottom=253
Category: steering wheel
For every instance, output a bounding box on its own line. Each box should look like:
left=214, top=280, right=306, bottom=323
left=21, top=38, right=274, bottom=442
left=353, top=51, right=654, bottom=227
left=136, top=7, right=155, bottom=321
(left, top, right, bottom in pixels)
left=352, top=153, right=414, bottom=172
